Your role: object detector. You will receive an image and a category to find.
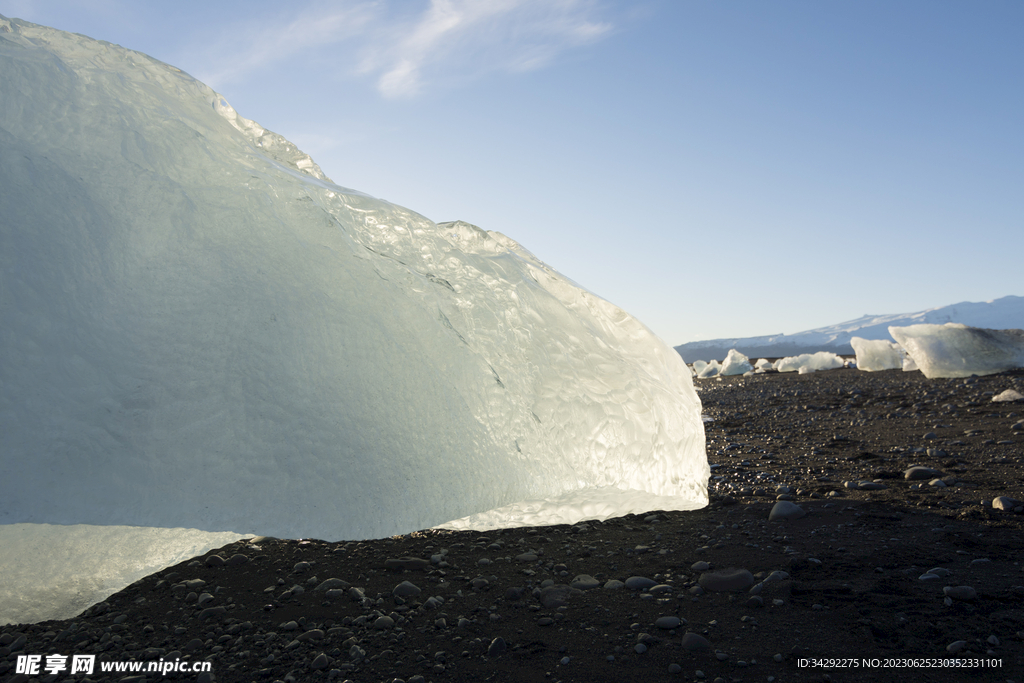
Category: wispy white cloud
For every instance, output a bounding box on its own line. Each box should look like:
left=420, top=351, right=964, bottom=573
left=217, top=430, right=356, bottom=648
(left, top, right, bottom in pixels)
left=365, top=0, right=614, bottom=98
left=184, top=0, right=613, bottom=99
left=188, top=2, right=380, bottom=89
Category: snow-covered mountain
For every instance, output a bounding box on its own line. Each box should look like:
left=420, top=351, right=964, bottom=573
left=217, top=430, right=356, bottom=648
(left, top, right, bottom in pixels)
left=675, top=295, right=1024, bottom=362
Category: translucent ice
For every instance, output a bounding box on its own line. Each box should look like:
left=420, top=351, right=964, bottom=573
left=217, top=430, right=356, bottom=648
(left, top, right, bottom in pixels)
left=697, top=359, right=721, bottom=378
left=719, top=349, right=753, bottom=376
left=0, top=17, right=707, bottom=623
left=773, top=352, right=845, bottom=374
left=0, top=524, right=243, bottom=625
left=850, top=337, right=904, bottom=372
left=889, top=324, right=1024, bottom=379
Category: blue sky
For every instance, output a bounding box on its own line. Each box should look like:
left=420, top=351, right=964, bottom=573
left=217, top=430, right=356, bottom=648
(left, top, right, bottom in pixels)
left=5, top=0, right=1022, bottom=344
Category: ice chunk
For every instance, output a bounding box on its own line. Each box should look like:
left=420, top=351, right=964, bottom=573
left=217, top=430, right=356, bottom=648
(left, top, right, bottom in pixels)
left=0, top=16, right=708, bottom=624
left=754, top=358, right=773, bottom=370
left=698, top=359, right=721, bottom=378
left=889, top=323, right=1024, bottom=379
left=0, top=524, right=243, bottom=625
left=774, top=352, right=845, bottom=374
left=719, top=349, right=753, bottom=376
left=850, top=337, right=903, bottom=372
left=992, top=389, right=1024, bottom=403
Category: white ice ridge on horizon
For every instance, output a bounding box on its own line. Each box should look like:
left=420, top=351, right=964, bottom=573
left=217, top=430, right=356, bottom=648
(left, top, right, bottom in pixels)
left=676, top=295, right=1024, bottom=361
left=0, top=16, right=707, bottom=624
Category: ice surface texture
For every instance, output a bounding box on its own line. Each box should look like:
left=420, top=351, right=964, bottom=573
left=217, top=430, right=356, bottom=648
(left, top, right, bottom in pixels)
left=889, top=324, right=1024, bottom=379
left=0, top=17, right=707, bottom=541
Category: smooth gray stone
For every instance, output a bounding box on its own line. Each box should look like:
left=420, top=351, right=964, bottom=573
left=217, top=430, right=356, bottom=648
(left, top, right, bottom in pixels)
left=769, top=501, right=806, bottom=521
left=698, top=568, right=754, bottom=592
left=943, top=586, right=977, bottom=601
left=624, top=576, right=657, bottom=590
left=681, top=633, right=711, bottom=650
left=385, top=556, right=430, bottom=570
left=392, top=580, right=422, bottom=597
left=539, top=584, right=580, bottom=608
left=487, top=637, right=507, bottom=657
left=904, top=466, right=941, bottom=480
left=570, top=574, right=600, bottom=590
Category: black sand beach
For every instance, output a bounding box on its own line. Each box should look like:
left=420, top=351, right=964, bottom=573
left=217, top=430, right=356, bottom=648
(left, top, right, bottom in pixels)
left=3, top=367, right=1023, bottom=683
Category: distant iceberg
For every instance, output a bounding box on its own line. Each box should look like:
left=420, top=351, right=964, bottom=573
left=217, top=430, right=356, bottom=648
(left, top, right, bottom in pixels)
left=719, top=349, right=753, bottom=376
left=0, top=15, right=707, bottom=624
left=774, top=352, right=845, bottom=374
left=889, top=323, right=1024, bottom=379
left=850, top=337, right=904, bottom=372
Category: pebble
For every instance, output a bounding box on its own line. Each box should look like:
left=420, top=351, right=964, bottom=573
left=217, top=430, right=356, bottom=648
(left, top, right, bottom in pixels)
left=655, top=616, right=682, bottom=629
left=624, top=576, right=658, bottom=590
left=946, top=640, right=968, bottom=654
left=904, top=466, right=941, bottom=480
left=603, top=580, right=625, bottom=590
left=943, top=586, right=977, bottom=601
left=570, top=574, right=600, bottom=590
left=768, top=501, right=805, bottom=521
left=993, top=496, right=1021, bottom=511
left=698, top=568, right=754, bottom=592
left=487, top=637, right=507, bottom=657
left=680, top=633, right=711, bottom=651
left=393, top=580, right=421, bottom=597
left=691, top=561, right=710, bottom=572
left=225, top=553, right=249, bottom=566
left=373, top=616, right=394, bottom=629
left=384, top=557, right=429, bottom=570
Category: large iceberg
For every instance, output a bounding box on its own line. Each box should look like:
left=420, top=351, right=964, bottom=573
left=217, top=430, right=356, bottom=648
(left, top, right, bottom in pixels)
left=0, top=16, right=707, bottom=623
left=889, top=323, right=1024, bottom=379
